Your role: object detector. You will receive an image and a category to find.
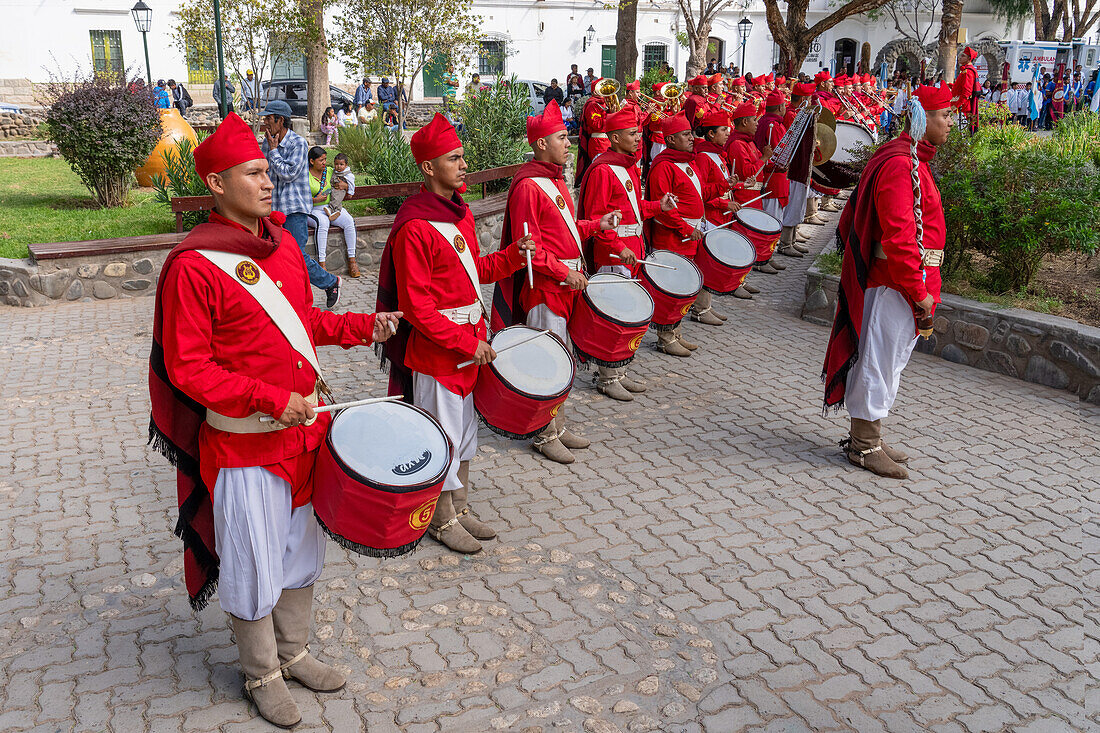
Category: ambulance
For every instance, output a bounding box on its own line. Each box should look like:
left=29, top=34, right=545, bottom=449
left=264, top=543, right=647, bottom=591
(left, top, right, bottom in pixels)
left=997, top=39, right=1099, bottom=84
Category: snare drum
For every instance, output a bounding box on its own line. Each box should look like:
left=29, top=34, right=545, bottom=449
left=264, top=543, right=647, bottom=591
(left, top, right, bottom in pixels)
left=696, top=229, right=757, bottom=295
left=732, top=207, right=782, bottom=263
left=639, top=250, right=703, bottom=326
left=568, top=273, right=655, bottom=367
left=474, top=326, right=575, bottom=439
left=312, top=401, right=452, bottom=557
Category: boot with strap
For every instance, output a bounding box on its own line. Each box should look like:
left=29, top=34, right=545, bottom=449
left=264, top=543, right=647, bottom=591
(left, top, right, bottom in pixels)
left=795, top=227, right=810, bottom=243
left=768, top=258, right=786, bottom=271
left=844, top=418, right=908, bottom=479
left=777, top=226, right=804, bottom=258
left=619, top=370, right=648, bottom=393
left=804, top=197, right=828, bottom=225
left=272, top=586, right=346, bottom=693
left=656, top=327, right=692, bottom=357
left=743, top=282, right=760, bottom=294
left=555, top=405, right=590, bottom=450
left=428, top=489, right=483, bottom=553
left=690, top=290, right=724, bottom=325
left=698, top=290, right=727, bottom=320
left=532, top=422, right=575, bottom=464
left=231, top=614, right=302, bottom=729
left=454, top=461, right=498, bottom=539
left=875, top=420, right=911, bottom=464
left=754, top=262, right=779, bottom=275
left=596, top=366, right=634, bottom=401
left=675, top=324, right=699, bottom=350
left=821, top=195, right=843, bottom=212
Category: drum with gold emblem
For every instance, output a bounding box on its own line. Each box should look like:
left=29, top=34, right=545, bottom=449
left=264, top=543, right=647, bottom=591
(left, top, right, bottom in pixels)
left=312, top=401, right=452, bottom=556
left=568, top=273, right=654, bottom=367
left=637, top=250, right=703, bottom=326
left=696, top=229, right=757, bottom=294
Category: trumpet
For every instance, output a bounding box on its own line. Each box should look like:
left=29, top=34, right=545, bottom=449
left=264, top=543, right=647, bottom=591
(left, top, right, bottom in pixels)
left=593, top=78, right=622, bottom=112
left=704, top=93, right=738, bottom=115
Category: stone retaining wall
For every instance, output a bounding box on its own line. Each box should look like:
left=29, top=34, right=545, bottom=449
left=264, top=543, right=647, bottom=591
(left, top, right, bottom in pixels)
left=801, top=261, right=1100, bottom=404
left=0, top=139, right=56, bottom=157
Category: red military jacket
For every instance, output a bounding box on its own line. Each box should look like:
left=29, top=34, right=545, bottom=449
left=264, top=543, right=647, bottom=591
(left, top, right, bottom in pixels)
left=647, top=150, right=718, bottom=257
left=159, top=212, right=377, bottom=500
left=683, top=93, right=710, bottom=127
left=390, top=205, right=524, bottom=395
left=582, top=96, right=611, bottom=159
left=693, top=140, right=735, bottom=226
left=725, top=131, right=766, bottom=207
left=755, top=113, right=789, bottom=205
left=644, top=109, right=666, bottom=146
left=866, top=134, right=945, bottom=306
left=580, top=151, right=662, bottom=270
left=952, top=63, right=980, bottom=114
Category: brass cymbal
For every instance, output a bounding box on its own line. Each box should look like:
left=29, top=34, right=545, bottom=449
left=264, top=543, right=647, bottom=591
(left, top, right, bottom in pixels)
left=818, top=106, right=837, bottom=131
left=814, top=123, right=837, bottom=165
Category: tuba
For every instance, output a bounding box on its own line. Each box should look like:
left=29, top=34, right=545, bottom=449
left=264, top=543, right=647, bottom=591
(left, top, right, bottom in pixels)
left=594, top=78, right=622, bottom=112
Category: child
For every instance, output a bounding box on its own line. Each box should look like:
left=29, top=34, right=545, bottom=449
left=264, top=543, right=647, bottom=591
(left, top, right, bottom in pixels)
left=324, top=152, right=355, bottom=221
left=561, top=98, right=577, bottom=134
left=383, top=105, right=400, bottom=133
left=320, top=106, right=338, bottom=145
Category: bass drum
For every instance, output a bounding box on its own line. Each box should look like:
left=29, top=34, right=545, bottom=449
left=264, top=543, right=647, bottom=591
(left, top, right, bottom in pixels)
left=568, top=273, right=655, bottom=367
left=638, top=250, right=703, bottom=326
left=833, top=121, right=876, bottom=164
left=695, top=229, right=757, bottom=295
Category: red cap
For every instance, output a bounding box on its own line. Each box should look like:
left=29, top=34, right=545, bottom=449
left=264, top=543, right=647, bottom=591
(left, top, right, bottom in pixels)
left=776, top=76, right=786, bottom=84
left=689, top=75, right=708, bottom=87
left=792, top=82, right=816, bottom=97
left=731, top=102, right=757, bottom=120
left=625, top=79, right=641, bottom=91
left=603, top=107, right=638, bottom=133
left=764, top=73, right=774, bottom=83
left=730, top=77, right=746, bottom=87
left=834, top=74, right=848, bottom=86
left=526, top=99, right=566, bottom=144
left=765, top=91, right=786, bottom=107
left=193, top=112, right=265, bottom=181
left=815, top=70, right=831, bottom=83
left=708, top=74, right=723, bottom=86
left=662, top=113, right=692, bottom=135
left=700, top=109, right=730, bottom=127
left=410, top=113, right=462, bottom=164
left=963, top=46, right=977, bottom=61
left=651, top=82, right=666, bottom=93
left=914, top=82, right=953, bottom=111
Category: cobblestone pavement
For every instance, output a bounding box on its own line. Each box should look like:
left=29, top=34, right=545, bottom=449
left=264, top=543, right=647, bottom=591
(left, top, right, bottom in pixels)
left=0, top=206, right=1095, bottom=733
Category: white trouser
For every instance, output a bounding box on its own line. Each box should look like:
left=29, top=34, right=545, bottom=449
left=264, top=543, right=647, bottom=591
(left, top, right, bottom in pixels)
left=212, top=467, right=326, bottom=621
left=784, top=181, right=810, bottom=227
left=413, top=372, right=478, bottom=492
left=845, top=286, right=919, bottom=421
left=312, top=206, right=357, bottom=261
left=527, top=304, right=571, bottom=350
left=598, top=264, right=632, bottom=278
left=762, top=198, right=783, bottom=221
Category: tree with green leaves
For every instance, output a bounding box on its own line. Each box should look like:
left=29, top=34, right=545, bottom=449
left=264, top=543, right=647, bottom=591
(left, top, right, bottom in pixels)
left=764, top=0, right=894, bottom=74
left=678, top=0, right=743, bottom=78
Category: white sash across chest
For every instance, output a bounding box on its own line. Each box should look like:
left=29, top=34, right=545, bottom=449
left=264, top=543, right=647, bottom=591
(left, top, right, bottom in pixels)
left=670, top=161, right=704, bottom=200
left=607, top=164, right=642, bottom=223
left=528, top=177, right=584, bottom=263
left=426, top=220, right=486, bottom=315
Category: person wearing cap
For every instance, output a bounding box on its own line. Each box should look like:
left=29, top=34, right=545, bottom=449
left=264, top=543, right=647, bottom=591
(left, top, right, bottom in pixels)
left=682, top=76, right=711, bottom=127
left=722, top=101, right=765, bottom=298
left=575, top=85, right=609, bottom=183
left=240, top=69, right=257, bottom=113
left=822, top=83, right=954, bottom=480
left=952, top=47, right=981, bottom=133
left=644, top=83, right=670, bottom=165
left=260, top=99, right=343, bottom=309
left=774, top=88, right=818, bottom=261
left=148, top=112, right=401, bottom=729
left=490, top=101, right=621, bottom=464
left=576, top=107, right=677, bottom=400
left=376, top=113, right=536, bottom=553
left=583, top=68, right=599, bottom=95
left=813, top=71, right=842, bottom=116
left=752, top=90, right=790, bottom=275
left=377, top=78, right=397, bottom=110
left=622, top=79, right=646, bottom=169
left=694, top=109, right=751, bottom=301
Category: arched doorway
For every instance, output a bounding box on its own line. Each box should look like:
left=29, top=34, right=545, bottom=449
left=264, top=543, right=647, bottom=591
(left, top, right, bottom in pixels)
left=834, top=38, right=858, bottom=76
left=708, top=37, right=726, bottom=67
left=874, top=38, right=927, bottom=80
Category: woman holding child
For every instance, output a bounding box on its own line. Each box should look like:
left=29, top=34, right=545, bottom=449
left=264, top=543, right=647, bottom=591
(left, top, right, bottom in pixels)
left=307, top=147, right=361, bottom=277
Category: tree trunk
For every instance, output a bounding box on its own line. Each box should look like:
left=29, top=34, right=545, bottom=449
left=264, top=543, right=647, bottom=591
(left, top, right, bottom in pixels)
left=938, top=0, right=963, bottom=83
left=303, top=0, right=329, bottom=131
left=615, top=0, right=639, bottom=83
left=686, top=21, right=714, bottom=78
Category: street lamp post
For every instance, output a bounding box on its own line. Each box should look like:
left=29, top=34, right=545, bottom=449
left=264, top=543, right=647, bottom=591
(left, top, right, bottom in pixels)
left=213, top=0, right=227, bottom=118
left=131, top=1, right=153, bottom=86
left=737, top=17, right=753, bottom=74
left=583, top=25, right=596, bottom=53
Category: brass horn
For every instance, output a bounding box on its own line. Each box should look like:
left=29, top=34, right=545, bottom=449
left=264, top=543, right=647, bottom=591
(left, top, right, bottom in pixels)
left=593, top=78, right=622, bottom=112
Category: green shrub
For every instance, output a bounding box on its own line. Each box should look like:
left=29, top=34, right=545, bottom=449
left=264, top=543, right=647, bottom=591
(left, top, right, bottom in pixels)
left=457, top=75, right=528, bottom=193
left=638, top=65, right=676, bottom=89
left=38, top=73, right=161, bottom=208
left=151, top=132, right=211, bottom=230
left=338, top=120, right=419, bottom=214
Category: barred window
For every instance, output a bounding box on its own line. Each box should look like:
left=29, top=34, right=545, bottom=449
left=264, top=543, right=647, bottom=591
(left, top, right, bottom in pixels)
left=90, top=30, right=124, bottom=80
left=479, top=40, right=506, bottom=77
left=643, top=43, right=668, bottom=73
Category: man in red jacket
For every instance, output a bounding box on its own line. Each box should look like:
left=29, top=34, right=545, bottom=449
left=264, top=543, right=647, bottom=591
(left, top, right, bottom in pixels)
left=149, top=113, right=402, bottom=728
left=380, top=113, right=536, bottom=553
left=576, top=88, right=609, bottom=182
left=577, top=107, right=676, bottom=400
left=490, top=100, right=619, bottom=464
left=753, top=91, right=789, bottom=275
left=952, top=46, right=982, bottom=133
left=822, top=83, right=955, bottom=479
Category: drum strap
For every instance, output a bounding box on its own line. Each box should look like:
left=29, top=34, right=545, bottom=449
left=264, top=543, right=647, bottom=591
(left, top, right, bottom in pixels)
left=607, top=165, right=642, bottom=225
left=671, top=162, right=704, bottom=201
left=529, top=177, right=585, bottom=266
left=426, top=220, right=486, bottom=316
left=196, top=249, right=325, bottom=383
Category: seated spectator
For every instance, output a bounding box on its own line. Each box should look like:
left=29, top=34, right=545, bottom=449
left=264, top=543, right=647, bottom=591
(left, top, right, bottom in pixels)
left=336, top=102, right=355, bottom=127
left=167, top=79, right=191, bottom=116
left=383, top=105, right=400, bottom=133
left=307, top=147, right=360, bottom=277
left=320, top=105, right=338, bottom=145
left=376, top=78, right=397, bottom=110
left=357, top=101, right=378, bottom=125
left=561, top=97, right=577, bottom=134
left=153, top=79, right=172, bottom=109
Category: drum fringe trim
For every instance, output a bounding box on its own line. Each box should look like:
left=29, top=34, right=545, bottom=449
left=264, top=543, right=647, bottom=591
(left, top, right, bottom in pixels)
left=702, top=286, right=739, bottom=296
left=315, top=513, right=426, bottom=558
left=479, top=416, right=545, bottom=441
left=571, top=344, right=636, bottom=369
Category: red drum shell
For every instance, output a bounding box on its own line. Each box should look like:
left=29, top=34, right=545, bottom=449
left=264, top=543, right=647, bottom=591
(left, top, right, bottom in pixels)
left=474, top=331, right=574, bottom=440
left=696, top=230, right=756, bottom=295
left=639, top=253, right=703, bottom=326
left=569, top=287, right=652, bottom=367
left=312, top=423, right=451, bottom=557
left=732, top=209, right=782, bottom=263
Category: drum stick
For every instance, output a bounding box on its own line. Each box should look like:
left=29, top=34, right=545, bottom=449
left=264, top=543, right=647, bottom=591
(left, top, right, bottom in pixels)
left=587, top=278, right=642, bottom=284
left=610, top=254, right=676, bottom=270
left=523, top=222, right=534, bottom=288
left=679, top=194, right=765, bottom=243
left=456, top=329, right=551, bottom=369
left=259, top=395, right=404, bottom=423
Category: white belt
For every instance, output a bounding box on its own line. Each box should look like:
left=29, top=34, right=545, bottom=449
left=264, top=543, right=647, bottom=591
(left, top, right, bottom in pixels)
left=683, top=217, right=703, bottom=230
left=560, top=257, right=582, bottom=271
left=614, top=223, right=641, bottom=237
left=206, top=390, right=318, bottom=434
left=438, top=302, right=483, bottom=325
left=591, top=132, right=608, bottom=139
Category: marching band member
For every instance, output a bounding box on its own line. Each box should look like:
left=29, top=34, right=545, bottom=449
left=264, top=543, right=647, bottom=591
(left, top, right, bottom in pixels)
left=776, top=92, right=817, bottom=260
left=693, top=109, right=750, bottom=301
left=623, top=79, right=646, bottom=169
left=645, top=83, right=670, bottom=162
left=377, top=113, right=536, bottom=554
left=683, top=75, right=711, bottom=127
left=753, top=90, right=790, bottom=274
left=576, top=84, right=609, bottom=183
left=952, top=47, right=982, bottom=133
left=490, top=101, right=620, bottom=464
left=822, top=83, right=954, bottom=480
left=725, top=101, right=765, bottom=292
left=814, top=71, right=843, bottom=117
left=149, top=113, right=401, bottom=728
left=577, top=108, right=677, bottom=400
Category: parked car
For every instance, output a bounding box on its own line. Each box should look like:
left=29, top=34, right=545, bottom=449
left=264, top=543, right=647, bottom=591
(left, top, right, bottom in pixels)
left=467, top=79, right=551, bottom=114
left=260, top=79, right=354, bottom=117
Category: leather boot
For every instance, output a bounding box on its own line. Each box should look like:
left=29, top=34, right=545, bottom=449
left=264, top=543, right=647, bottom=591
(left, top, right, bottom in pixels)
left=699, top=289, right=727, bottom=320
left=769, top=258, right=786, bottom=271
left=777, top=226, right=804, bottom=258
left=555, top=406, right=590, bottom=449
left=795, top=227, right=811, bottom=243
left=428, top=489, right=483, bottom=553
left=272, top=587, right=346, bottom=693
left=804, top=198, right=828, bottom=225
left=347, top=258, right=361, bottom=278
left=744, top=282, right=760, bottom=294
left=793, top=240, right=811, bottom=253
left=875, top=420, right=910, bottom=463
left=453, top=461, right=497, bottom=539
left=754, top=262, right=779, bottom=275
left=532, top=421, right=575, bottom=464
left=821, top=196, right=843, bottom=212
left=690, top=290, right=723, bottom=325
left=845, top=418, right=908, bottom=479
left=675, top=325, right=699, bottom=350
left=656, top=328, right=692, bottom=357
left=231, top=614, right=302, bottom=729
left=619, top=371, right=648, bottom=393
left=596, top=366, right=633, bottom=401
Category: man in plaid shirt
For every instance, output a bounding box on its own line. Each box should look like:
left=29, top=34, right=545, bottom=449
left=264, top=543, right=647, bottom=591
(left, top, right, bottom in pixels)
left=260, top=100, right=341, bottom=308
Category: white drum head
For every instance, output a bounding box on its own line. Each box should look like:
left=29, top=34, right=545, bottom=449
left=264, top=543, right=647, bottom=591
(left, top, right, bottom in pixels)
left=705, top=230, right=757, bottom=268
left=585, top=273, right=655, bottom=324
left=735, top=207, right=781, bottom=235
left=491, top=326, right=574, bottom=397
left=329, top=402, right=450, bottom=486
left=833, top=121, right=876, bottom=164
left=644, top=250, right=702, bottom=297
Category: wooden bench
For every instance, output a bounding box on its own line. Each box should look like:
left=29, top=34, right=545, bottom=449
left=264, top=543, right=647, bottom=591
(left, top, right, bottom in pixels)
left=169, top=162, right=524, bottom=233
